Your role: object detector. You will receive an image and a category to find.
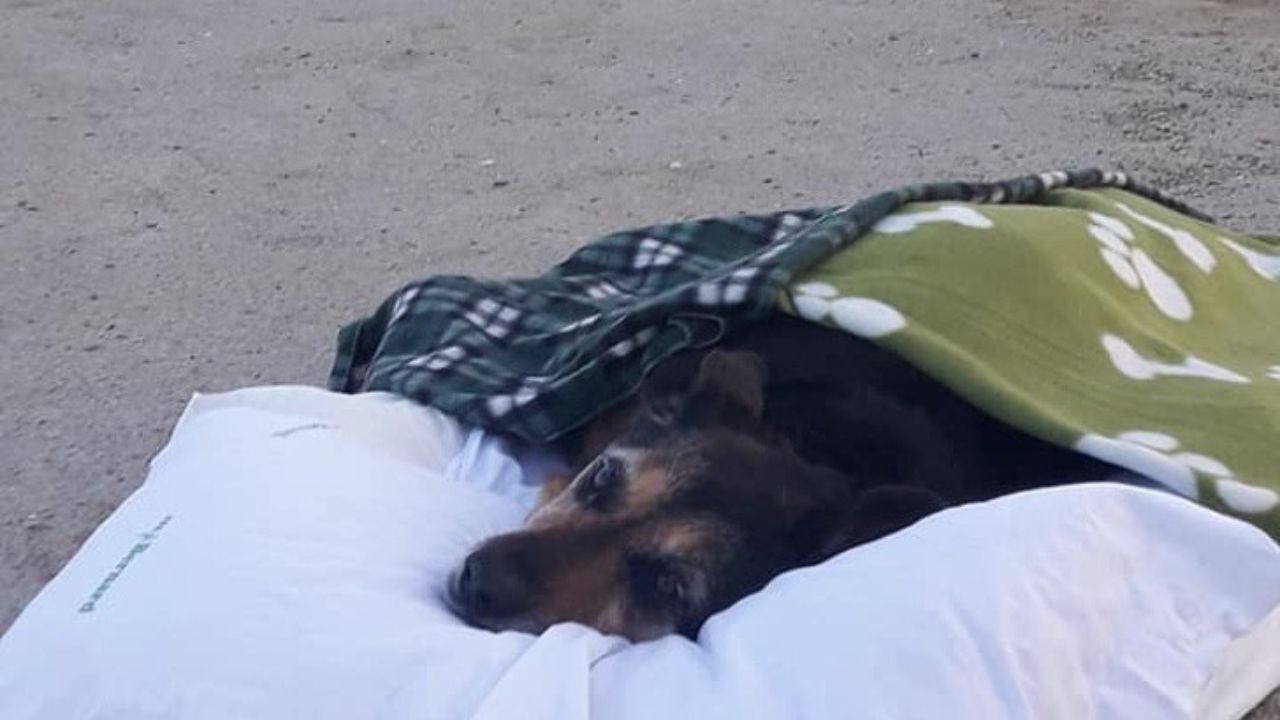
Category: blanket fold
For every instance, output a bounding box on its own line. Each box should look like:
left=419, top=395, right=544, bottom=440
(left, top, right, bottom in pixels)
left=331, top=169, right=1280, bottom=535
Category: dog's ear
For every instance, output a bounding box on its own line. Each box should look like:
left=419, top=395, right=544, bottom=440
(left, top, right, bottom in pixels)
left=691, top=350, right=767, bottom=420
left=788, top=485, right=946, bottom=565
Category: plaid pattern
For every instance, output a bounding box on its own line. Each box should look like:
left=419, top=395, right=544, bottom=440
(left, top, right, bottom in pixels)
left=330, top=169, right=1208, bottom=442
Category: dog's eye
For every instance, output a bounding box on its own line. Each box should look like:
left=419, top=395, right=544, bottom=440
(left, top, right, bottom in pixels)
left=574, top=456, right=624, bottom=510
left=655, top=568, right=686, bottom=603
left=627, top=554, right=689, bottom=609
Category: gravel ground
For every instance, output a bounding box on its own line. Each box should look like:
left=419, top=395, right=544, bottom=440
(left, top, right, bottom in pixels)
left=1, top=0, right=1277, bottom=713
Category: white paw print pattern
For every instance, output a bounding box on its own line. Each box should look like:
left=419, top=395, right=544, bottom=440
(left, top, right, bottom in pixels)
left=872, top=205, right=994, bottom=235
left=1217, top=236, right=1280, bottom=281
left=1100, top=333, right=1250, bottom=384
left=1114, top=202, right=1216, bottom=273
left=790, top=282, right=906, bottom=338
left=1087, top=212, right=1192, bottom=321
left=1076, top=430, right=1279, bottom=514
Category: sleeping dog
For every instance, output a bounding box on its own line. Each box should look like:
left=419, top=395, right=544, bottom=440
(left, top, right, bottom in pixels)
left=447, top=313, right=1113, bottom=641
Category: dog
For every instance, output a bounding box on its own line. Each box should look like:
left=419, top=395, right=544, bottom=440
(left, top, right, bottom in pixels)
left=446, top=313, right=1113, bottom=641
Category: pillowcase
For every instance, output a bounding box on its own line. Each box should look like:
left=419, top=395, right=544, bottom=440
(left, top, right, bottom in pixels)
left=1, top=387, right=1276, bottom=720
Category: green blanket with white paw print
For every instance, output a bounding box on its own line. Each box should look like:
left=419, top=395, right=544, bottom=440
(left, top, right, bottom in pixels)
left=331, top=169, right=1280, bottom=537
left=780, top=187, right=1280, bottom=534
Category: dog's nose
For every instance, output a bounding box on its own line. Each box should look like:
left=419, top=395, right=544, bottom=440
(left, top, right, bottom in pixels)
left=452, top=543, right=536, bottom=621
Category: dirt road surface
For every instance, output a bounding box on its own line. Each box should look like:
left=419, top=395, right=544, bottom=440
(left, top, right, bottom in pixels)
left=2, top=0, right=1277, bottom=711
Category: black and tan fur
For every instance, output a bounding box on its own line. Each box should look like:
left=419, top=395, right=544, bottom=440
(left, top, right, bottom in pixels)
left=447, top=314, right=1112, bottom=641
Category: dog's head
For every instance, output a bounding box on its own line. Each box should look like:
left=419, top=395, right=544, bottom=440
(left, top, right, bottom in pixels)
left=446, top=350, right=899, bottom=641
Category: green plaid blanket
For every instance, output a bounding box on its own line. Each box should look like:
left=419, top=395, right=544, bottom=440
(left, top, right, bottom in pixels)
left=331, top=169, right=1280, bottom=535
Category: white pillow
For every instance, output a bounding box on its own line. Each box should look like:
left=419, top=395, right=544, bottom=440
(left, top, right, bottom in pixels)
left=0, top=387, right=1277, bottom=720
